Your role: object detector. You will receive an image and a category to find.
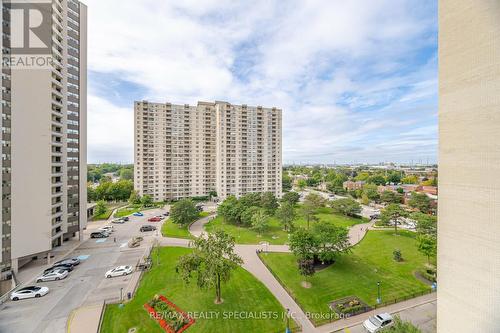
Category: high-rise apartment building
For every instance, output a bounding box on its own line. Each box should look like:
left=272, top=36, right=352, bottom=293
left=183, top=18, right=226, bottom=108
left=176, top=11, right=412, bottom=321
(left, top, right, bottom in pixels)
left=0, top=0, right=87, bottom=293
left=438, top=0, right=500, bottom=332
left=134, top=101, right=282, bottom=201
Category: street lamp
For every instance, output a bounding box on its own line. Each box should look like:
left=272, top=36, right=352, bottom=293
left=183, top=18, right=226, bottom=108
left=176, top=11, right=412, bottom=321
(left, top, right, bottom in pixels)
left=285, top=308, right=291, bottom=333
left=377, top=281, right=381, bottom=304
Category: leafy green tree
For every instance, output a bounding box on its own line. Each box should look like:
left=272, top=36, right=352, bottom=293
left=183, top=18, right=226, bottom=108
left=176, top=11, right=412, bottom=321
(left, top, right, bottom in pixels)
left=128, top=190, right=141, bottom=205
left=87, top=184, right=96, bottom=202
left=408, top=192, right=432, bottom=213
left=119, top=168, right=133, bottom=180
left=94, top=200, right=107, bottom=217
left=383, top=316, right=422, bottom=333
left=282, top=174, right=292, bottom=192
left=380, top=190, right=403, bottom=204
left=141, top=194, right=153, bottom=207
left=355, top=172, right=370, bottom=181
left=297, top=179, right=307, bottom=190
left=217, top=195, right=243, bottom=225
left=380, top=203, right=407, bottom=234
left=281, top=191, right=300, bottom=206
left=362, top=183, right=380, bottom=202
left=297, top=259, right=315, bottom=284
left=300, top=193, right=324, bottom=229
left=251, top=209, right=269, bottom=235
left=367, top=174, right=386, bottom=186
left=289, top=228, right=318, bottom=261
left=171, top=199, right=199, bottom=225
left=401, top=175, right=418, bottom=184
left=239, top=193, right=262, bottom=209
left=330, top=198, right=362, bottom=217
left=176, top=230, right=243, bottom=304
left=240, top=206, right=260, bottom=227
left=417, top=235, right=437, bottom=264
left=276, top=202, right=296, bottom=232
left=261, top=192, right=279, bottom=215
left=312, top=222, right=351, bottom=263
left=386, top=172, right=402, bottom=184
left=412, top=212, right=437, bottom=237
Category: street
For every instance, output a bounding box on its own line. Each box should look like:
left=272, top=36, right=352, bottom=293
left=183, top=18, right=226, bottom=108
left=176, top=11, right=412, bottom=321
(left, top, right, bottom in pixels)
left=0, top=207, right=167, bottom=333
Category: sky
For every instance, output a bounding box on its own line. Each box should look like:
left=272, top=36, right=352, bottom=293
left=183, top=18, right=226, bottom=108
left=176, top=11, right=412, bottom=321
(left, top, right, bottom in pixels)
left=85, top=0, right=438, bottom=165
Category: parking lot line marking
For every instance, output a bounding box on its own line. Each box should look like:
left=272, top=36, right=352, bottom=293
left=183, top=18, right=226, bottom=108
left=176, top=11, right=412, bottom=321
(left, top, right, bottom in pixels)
left=76, top=255, right=90, bottom=260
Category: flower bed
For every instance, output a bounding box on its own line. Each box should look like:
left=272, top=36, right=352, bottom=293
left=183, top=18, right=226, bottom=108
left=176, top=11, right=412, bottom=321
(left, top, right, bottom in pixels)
left=329, top=296, right=371, bottom=317
left=144, top=295, right=195, bottom=333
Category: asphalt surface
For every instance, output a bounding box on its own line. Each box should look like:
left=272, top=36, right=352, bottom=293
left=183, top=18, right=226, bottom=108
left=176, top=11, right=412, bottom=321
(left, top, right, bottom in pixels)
left=0, top=207, right=167, bottom=333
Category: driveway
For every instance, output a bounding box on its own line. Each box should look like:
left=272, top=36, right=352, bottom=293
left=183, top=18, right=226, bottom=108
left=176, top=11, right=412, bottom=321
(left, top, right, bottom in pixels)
left=0, top=207, right=168, bottom=333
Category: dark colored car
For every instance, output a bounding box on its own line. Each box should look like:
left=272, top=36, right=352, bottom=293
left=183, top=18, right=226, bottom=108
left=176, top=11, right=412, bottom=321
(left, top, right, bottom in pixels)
left=54, top=258, right=80, bottom=266
left=90, top=231, right=108, bottom=238
left=140, top=225, right=157, bottom=232
left=121, top=216, right=130, bottom=222
left=44, top=263, right=73, bottom=274
left=162, top=212, right=170, bottom=217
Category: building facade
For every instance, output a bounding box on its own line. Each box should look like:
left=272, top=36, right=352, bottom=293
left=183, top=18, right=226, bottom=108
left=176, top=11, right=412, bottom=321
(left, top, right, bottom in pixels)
left=134, top=101, right=282, bottom=201
left=1, top=0, right=87, bottom=293
left=438, top=0, right=500, bottom=332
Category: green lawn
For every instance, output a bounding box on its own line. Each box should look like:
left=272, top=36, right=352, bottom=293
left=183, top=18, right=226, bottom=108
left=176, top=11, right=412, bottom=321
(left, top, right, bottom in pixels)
left=114, top=207, right=142, bottom=218
left=161, top=219, right=192, bottom=239
left=92, top=202, right=127, bottom=220
left=205, top=207, right=366, bottom=245
left=101, top=247, right=298, bottom=333
left=260, top=230, right=431, bottom=325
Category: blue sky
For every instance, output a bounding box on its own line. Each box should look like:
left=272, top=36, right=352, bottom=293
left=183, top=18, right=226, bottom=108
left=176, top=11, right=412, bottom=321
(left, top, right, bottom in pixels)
left=85, top=0, right=438, bottom=164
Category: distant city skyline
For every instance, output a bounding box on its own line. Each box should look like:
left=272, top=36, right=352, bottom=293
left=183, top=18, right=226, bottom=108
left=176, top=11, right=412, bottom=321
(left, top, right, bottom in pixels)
left=86, top=0, right=437, bottom=164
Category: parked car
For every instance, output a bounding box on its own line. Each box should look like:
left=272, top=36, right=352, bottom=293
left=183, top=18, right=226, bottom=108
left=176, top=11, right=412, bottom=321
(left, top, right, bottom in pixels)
left=195, top=204, right=203, bottom=212
left=90, top=231, right=109, bottom=238
left=99, top=225, right=114, bottom=233
left=363, top=313, right=394, bottom=332
left=147, top=217, right=161, bottom=222
left=120, top=216, right=130, bottom=222
left=162, top=212, right=170, bottom=217
left=112, top=219, right=125, bottom=224
left=10, top=286, right=49, bottom=301
left=44, top=263, right=74, bottom=274
left=105, top=265, right=133, bottom=278
left=140, top=225, right=156, bottom=232
left=54, top=258, right=80, bottom=266
left=154, top=215, right=164, bottom=220
left=36, top=269, right=68, bottom=282
left=133, top=212, right=144, bottom=216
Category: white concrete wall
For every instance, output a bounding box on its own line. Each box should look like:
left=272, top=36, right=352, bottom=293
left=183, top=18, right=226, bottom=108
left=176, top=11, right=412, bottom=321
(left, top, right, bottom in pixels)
left=438, top=1, right=500, bottom=332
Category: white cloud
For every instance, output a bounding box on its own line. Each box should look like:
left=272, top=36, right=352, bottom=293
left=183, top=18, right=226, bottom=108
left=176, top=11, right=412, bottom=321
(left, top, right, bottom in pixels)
left=84, top=0, right=437, bottom=164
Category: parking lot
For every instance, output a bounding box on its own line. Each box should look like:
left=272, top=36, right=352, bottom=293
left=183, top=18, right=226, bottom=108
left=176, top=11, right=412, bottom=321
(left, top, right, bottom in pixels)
left=0, top=207, right=168, bottom=333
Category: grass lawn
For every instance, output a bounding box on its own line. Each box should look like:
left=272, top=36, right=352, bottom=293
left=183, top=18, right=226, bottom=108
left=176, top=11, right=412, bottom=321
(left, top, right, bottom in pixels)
left=101, top=247, right=298, bottom=333
left=114, top=207, right=142, bottom=218
left=260, top=230, right=431, bottom=325
left=161, top=219, right=192, bottom=239
left=205, top=207, right=366, bottom=245
left=92, top=202, right=127, bottom=220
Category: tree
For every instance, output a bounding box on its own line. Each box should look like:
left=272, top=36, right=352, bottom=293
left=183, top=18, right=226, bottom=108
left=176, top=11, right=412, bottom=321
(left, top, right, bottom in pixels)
left=330, top=198, right=362, bottom=217
left=386, top=172, right=402, bottom=184
left=367, top=174, right=386, bottom=186
left=176, top=230, right=242, bottom=304
left=384, top=316, right=422, bottom=333
left=217, top=196, right=243, bottom=225
left=94, top=200, right=107, bottom=217
left=408, top=192, right=432, bottom=214
left=380, top=190, right=403, bottom=204
left=412, top=212, right=437, bottom=237
left=141, top=194, right=153, bottom=207
left=401, top=175, right=418, bottom=184
left=300, top=199, right=320, bottom=229
left=282, top=174, right=292, bottom=192
left=393, top=249, right=403, bottom=262
left=240, top=206, right=260, bottom=227
left=87, top=184, right=96, bottom=202
left=171, top=199, right=199, bottom=225
left=281, top=191, right=300, bottom=206
left=239, top=193, right=262, bottom=209
left=312, top=222, right=351, bottom=263
left=362, top=184, right=380, bottom=202
left=261, top=192, right=278, bottom=215
left=251, top=209, right=269, bottom=235
left=276, top=202, right=296, bottom=232
left=119, top=168, right=133, bottom=180
left=297, top=179, right=307, bottom=190
left=380, top=203, right=407, bottom=234
left=297, top=259, right=315, bottom=284
left=289, top=228, right=318, bottom=262
left=128, top=190, right=141, bottom=205
left=417, top=235, right=436, bottom=264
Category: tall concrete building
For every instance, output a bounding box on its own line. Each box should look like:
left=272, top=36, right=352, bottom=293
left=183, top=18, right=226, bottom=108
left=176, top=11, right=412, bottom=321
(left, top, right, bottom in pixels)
left=0, top=0, right=87, bottom=292
left=438, top=0, right=500, bottom=332
left=134, top=101, right=282, bottom=201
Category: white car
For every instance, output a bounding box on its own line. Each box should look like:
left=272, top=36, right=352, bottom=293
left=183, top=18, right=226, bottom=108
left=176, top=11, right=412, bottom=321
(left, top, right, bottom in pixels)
left=363, top=313, right=394, bottom=332
left=99, top=225, right=114, bottom=233
left=105, top=265, right=133, bottom=278
left=10, top=286, right=49, bottom=301
left=36, top=269, right=68, bottom=282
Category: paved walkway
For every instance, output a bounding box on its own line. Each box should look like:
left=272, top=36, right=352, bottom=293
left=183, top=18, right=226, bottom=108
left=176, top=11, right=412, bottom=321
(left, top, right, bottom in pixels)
left=184, top=213, right=374, bottom=332
left=67, top=304, right=103, bottom=333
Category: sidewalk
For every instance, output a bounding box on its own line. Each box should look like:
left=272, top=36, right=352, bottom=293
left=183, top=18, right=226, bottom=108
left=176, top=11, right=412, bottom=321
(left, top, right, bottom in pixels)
left=67, top=304, right=103, bottom=333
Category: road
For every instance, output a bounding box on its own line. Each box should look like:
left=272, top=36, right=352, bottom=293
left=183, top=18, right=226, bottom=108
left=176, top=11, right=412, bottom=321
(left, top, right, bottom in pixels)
left=0, top=207, right=168, bottom=333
